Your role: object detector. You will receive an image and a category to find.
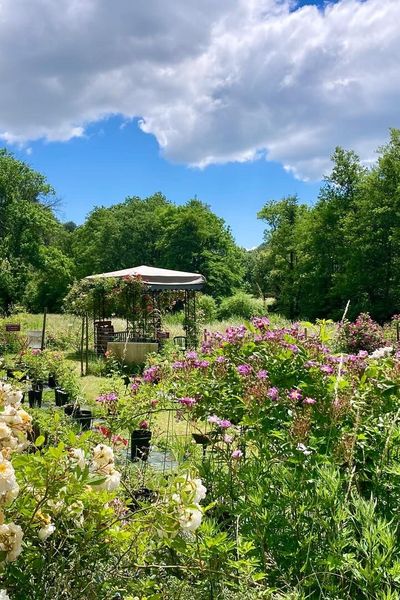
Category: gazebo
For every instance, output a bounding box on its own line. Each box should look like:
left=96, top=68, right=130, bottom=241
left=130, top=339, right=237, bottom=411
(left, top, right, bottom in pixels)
left=77, top=265, right=205, bottom=365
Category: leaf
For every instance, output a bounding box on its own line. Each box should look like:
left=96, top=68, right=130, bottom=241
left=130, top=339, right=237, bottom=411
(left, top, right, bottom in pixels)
left=35, top=435, right=45, bottom=447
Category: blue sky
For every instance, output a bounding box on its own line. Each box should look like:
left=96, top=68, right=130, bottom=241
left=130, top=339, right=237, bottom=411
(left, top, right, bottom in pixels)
left=1, top=0, right=398, bottom=249
left=11, top=116, right=321, bottom=249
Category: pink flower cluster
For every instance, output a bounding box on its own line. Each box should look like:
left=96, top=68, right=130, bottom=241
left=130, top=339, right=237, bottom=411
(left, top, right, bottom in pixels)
left=178, top=396, right=197, bottom=407
left=96, top=392, right=118, bottom=404
left=208, top=415, right=232, bottom=428
left=143, top=365, right=160, bottom=383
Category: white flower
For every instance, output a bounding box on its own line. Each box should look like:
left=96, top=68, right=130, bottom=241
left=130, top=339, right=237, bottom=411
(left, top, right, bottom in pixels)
left=92, top=467, right=121, bottom=491
left=178, top=506, right=203, bottom=532
left=370, top=346, right=393, bottom=359
left=0, top=522, right=23, bottom=561
left=5, top=390, right=23, bottom=408
left=38, top=523, right=55, bottom=541
left=0, top=589, right=10, bottom=600
left=1, top=483, right=20, bottom=506
left=0, top=455, right=19, bottom=499
left=0, top=422, right=19, bottom=453
left=193, top=478, right=207, bottom=504
left=0, top=406, right=22, bottom=428
left=69, top=448, right=86, bottom=470
left=296, top=443, right=312, bottom=456
left=92, top=444, right=114, bottom=468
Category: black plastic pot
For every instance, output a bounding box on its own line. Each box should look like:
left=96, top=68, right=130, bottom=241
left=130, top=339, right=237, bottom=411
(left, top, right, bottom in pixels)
left=48, top=374, right=57, bottom=389
left=6, top=368, right=14, bottom=379
left=130, top=429, right=152, bottom=462
left=64, top=403, right=80, bottom=417
left=192, top=432, right=212, bottom=460
left=192, top=432, right=211, bottom=446
left=55, top=388, right=69, bottom=407
left=77, top=409, right=92, bottom=431
left=28, top=389, right=42, bottom=408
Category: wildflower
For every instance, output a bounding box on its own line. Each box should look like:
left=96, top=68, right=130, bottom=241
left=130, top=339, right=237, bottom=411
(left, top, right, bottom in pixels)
left=186, top=351, right=198, bottom=360
left=143, top=365, right=160, bottom=383
left=178, top=397, right=197, bottom=408
left=215, top=355, right=226, bottom=364
left=194, top=360, right=210, bottom=368
left=237, top=364, right=252, bottom=376
left=223, top=434, right=233, bottom=444
left=231, top=449, right=243, bottom=459
left=320, top=365, right=334, bottom=375
left=0, top=522, right=23, bottom=561
left=252, top=316, right=270, bottom=330
left=303, top=397, right=316, bottom=405
left=288, top=389, right=302, bottom=401
left=172, top=361, right=185, bottom=369
left=256, top=369, right=268, bottom=379
left=139, top=420, right=149, bottom=429
left=207, top=414, right=220, bottom=424
left=267, top=387, right=279, bottom=401
left=38, top=522, right=56, bottom=541
left=357, top=350, right=368, bottom=359
left=218, top=419, right=232, bottom=429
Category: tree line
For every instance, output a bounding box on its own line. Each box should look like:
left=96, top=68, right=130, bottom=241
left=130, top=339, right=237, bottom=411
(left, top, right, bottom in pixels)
left=249, top=129, right=400, bottom=322
left=1, top=129, right=400, bottom=320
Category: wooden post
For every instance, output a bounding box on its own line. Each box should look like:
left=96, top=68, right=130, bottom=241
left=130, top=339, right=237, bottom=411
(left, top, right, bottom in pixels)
left=80, top=316, right=85, bottom=377
left=304, top=327, right=308, bottom=340
left=85, top=313, right=89, bottom=376
left=41, top=308, right=47, bottom=351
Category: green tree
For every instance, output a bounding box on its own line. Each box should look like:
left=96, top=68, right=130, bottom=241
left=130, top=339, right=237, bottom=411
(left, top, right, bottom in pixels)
left=257, top=196, right=307, bottom=318
left=0, top=148, right=73, bottom=312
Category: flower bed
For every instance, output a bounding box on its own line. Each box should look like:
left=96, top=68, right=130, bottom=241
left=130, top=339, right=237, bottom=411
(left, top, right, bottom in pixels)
left=2, top=315, right=400, bottom=598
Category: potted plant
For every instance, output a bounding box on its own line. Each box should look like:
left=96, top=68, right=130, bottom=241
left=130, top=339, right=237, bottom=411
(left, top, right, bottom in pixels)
left=130, top=420, right=152, bottom=462
left=28, top=385, right=43, bottom=408
left=76, top=409, right=92, bottom=431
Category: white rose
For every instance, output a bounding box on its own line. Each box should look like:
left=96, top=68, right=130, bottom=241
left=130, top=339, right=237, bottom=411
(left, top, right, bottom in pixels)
left=69, top=448, right=86, bottom=470
left=178, top=506, right=203, bottom=532
left=93, top=468, right=121, bottom=491
left=0, top=522, right=23, bottom=561
left=92, top=444, right=114, bottom=467
left=38, top=523, right=56, bottom=541
left=0, top=589, right=10, bottom=600
left=193, top=478, right=207, bottom=504
left=0, top=455, right=18, bottom=496
left=5, top=390, right=23, bottom=407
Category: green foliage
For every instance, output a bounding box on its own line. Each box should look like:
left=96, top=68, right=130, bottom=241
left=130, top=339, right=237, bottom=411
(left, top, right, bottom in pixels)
left=218, top=292, right=265, bottom=320
left=196, top=294, right=217, bottom=323
left=71, top=195, right=243, bottom=298
left=0, top=149, right=74, bottom=313
left=255, top=130, right=400, bottom=322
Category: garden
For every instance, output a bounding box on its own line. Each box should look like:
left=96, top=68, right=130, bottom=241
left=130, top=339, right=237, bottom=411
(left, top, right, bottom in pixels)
left=1, top=309, right=400, bottom=599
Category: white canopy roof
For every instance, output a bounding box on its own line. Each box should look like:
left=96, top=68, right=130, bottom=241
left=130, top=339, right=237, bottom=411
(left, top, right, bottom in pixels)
left=85, top=265, right=205, bottom=290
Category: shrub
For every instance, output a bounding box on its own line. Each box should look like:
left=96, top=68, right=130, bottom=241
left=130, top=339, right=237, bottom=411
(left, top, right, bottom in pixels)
left=337, top=312, right=386, bottom=353
left=218, top=292, right=265, bottom=320
left=196, top=294, right=217, bottom=323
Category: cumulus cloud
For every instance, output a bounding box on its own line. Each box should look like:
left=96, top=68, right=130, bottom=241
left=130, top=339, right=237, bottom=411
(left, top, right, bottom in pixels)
left=0, top=0, right=399, bottom=179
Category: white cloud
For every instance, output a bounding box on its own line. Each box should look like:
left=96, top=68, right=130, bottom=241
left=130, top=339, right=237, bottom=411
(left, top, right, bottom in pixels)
left=0, top=0, right=399, bottom=179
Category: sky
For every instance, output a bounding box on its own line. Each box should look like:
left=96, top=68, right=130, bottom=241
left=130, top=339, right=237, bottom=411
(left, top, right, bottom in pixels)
left=1, top=0, right=399, bottom=248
